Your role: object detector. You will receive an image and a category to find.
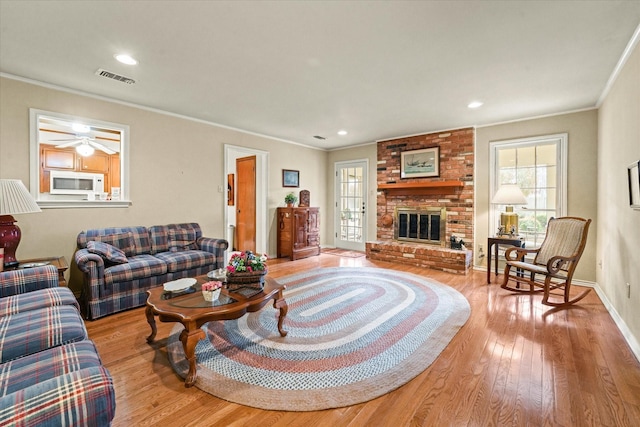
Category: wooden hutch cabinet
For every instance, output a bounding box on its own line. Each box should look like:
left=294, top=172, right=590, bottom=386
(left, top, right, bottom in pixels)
left=277, top=207, right=320, bottom=260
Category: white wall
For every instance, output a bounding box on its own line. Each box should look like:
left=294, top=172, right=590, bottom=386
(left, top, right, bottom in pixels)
left=597, top=41, right=640, bottom=352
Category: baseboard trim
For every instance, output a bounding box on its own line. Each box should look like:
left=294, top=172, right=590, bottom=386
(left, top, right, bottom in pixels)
left=592, top=282, right=640, bottom=363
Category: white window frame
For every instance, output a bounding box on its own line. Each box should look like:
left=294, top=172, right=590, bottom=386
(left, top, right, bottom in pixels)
left=489, top=133, right=568, bottom=246
left=29, top=109, right=131, bottom=208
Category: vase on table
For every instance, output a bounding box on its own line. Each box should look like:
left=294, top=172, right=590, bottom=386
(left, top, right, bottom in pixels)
left=202, top=288, right=221, bottom=302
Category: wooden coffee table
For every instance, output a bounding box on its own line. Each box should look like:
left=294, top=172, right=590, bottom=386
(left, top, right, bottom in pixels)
left=145, top=275, right=288, bottom=387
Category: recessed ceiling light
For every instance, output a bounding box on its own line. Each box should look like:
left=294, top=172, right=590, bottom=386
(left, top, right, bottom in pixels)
left=115, top=54, right=138, bottom=65
left=467, top=101, right=483, bottom=109
left=337, top=130, right=348, bottom=136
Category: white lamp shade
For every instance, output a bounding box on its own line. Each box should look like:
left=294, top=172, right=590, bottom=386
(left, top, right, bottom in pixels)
left=0, top=179, right=42, bottom=215
left=491, top=184, right=527, bottom=205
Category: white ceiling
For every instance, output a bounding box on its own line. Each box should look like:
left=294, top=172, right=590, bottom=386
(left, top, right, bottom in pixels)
left=1, top=1, right=639, bottom=150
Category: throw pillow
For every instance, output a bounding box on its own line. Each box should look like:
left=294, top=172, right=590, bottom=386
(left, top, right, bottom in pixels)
left=168, top=228, right=198, bottom=252
left=87, top=241, right=129, bottom=264
left=91, top=232, right=136, bottom=256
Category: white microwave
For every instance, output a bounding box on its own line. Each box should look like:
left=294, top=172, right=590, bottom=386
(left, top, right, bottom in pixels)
left=50, top=171, right=104, bottom=196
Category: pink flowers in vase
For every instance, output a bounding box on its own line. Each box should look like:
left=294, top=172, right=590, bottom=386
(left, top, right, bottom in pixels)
left=202, top=281, right=222, bottom=292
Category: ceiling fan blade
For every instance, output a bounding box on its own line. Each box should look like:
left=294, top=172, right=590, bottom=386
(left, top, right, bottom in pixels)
left=54, top=140, right=81, bottom=148
left=88, top=140, right=116, bottom=155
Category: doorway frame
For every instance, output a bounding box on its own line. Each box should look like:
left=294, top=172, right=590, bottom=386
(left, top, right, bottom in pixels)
left=334, top=158, right=369, bottom=251
left=224, top=144, right=269, bottom=257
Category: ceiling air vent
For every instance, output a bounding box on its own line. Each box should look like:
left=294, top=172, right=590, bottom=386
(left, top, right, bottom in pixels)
left=95, top=68, right=136, bottom=85
left=313, top=135, right=326, bottom=140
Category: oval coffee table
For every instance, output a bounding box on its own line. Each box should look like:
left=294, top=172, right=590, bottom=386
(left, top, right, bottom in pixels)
left=146, top=276, right=288, bottom=387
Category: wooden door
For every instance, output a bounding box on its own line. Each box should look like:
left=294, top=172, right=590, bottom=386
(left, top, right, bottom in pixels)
left=235, top=156, right=256, bottom=252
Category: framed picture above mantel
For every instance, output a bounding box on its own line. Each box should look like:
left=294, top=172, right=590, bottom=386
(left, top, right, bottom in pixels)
left=400, top=147, right=439, bottom=178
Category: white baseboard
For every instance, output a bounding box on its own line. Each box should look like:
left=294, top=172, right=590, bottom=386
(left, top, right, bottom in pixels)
left=592, top=282, right=640, bottom=363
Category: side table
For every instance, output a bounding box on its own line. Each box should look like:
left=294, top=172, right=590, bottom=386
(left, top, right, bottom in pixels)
left=11, top=256, right=69, bottom=286
left=487, top=237, right=523, bottom=284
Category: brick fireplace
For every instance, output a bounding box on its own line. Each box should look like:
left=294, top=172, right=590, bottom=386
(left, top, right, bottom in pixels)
left=366, top=128, right=474, bottom=274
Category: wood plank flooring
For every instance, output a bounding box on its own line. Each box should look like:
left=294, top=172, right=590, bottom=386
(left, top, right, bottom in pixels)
left=85, top=255, right=640, bottom=426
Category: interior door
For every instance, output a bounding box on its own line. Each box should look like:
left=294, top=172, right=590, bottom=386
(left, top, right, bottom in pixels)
left=236, top=155, right=256, bottom=252
left=335, top=160, right=367, bottom=251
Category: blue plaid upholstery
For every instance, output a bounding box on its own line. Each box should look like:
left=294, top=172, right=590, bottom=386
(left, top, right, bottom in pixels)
left=87, top=240, right=129, bottom=264
left=0, top=340, right=103, bottom=396
left=149, top=223, right=202, bottom=254
left=0, top=265, right=58, bottom=298
left=0, top=366, right=115, bottom=426
left=168, top=228, right=198, bottom=252
left=0, top=305, right=88, bottom=363
left=77, top=226, right=151, bottom=256
left=75, top=223, right=228, bottom=319
left=104, top=254, right=167, bottom=285
left=154, top=250, right=216, bottom=272
left=0, top=287, right=78, bottom=317
left=0, top=266, right=115, bottom=426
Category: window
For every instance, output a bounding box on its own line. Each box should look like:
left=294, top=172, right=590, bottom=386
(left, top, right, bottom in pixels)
left=29, top=109, right=130, bottom=208
left=490, top=134, right=567, bottom=248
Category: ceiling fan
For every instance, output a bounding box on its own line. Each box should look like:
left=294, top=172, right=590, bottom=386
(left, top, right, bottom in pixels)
left=51, top=135, right=117, bottom=156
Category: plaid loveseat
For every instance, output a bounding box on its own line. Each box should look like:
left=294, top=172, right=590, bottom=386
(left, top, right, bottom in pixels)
left=75, top=222, right=228, bottom=319
left=0, top=265, right=116, bottom=426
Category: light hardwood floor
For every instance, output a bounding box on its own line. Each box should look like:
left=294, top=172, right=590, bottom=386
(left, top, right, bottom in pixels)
left=85, top=255, right=640, bottom=426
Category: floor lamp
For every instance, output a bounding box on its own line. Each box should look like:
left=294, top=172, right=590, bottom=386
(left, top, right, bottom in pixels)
left=491, top=184, right=527, bottom=236
left=0, top=179, right=42, bottom=268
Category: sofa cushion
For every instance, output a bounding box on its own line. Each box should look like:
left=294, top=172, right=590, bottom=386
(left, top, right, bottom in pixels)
left=0, top=305, right=88, bottom=363
left=87, top=241, right=129, bottom=264
left=154, top=250, right=217, bottom=273
left=78, top=226, right=151, bottom=256
left=103, top=254, right=167, bottom=285
left=90, top=232, right=136, bottom=257
left=0, top=287, right=79, bottom=317
left=168, top=228, right=198, bottom=252
left=0, top=340, right=103, bottom=396
left=149, top=223, right=203, bottom=254
left=0, top=265, right=59, bottom=298
left=0, top=366, right=115, bottom=427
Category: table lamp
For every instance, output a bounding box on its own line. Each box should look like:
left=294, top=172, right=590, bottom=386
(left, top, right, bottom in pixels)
left=0, top=179, right=42, bottom=268
left=491, top=184, right=527, bottom=236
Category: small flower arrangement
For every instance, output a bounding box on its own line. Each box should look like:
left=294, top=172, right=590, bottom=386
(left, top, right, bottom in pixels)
left=202, top=281, right=222, bottom=291
left=226, top=251, right=268, bottom=274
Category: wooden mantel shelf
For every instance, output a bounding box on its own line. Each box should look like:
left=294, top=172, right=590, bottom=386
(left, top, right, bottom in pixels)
left=378, top=180, right=464, bottom=195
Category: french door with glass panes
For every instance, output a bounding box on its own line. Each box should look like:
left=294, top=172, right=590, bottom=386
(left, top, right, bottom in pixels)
left=335, top=160, right=368, bottom=251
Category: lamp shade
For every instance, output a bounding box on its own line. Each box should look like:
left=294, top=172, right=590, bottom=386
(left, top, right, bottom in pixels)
left=0, top=179, right=41, bottom=268
left=491, top=184, right=527, bottom=205
left=0, top=179, right=41, bottom=215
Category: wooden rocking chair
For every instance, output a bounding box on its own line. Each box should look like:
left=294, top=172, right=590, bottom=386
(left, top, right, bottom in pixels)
left=500, top=216, right=592, bottom=307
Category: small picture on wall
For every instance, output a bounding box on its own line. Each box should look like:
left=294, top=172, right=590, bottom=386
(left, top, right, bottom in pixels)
left=283, top=169, right=299, bottom=188
left=401, top=147, right=440, bottom=178
left=628, top=160, right=640, bottom=209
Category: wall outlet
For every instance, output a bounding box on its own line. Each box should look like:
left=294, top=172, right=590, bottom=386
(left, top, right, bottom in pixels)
left=627, top=283, right=631, bottom=299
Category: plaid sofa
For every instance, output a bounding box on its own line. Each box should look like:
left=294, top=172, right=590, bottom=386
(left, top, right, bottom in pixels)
left=75, top=223, right=228, bottom=319
left=0, top=265, right=116, bottom=426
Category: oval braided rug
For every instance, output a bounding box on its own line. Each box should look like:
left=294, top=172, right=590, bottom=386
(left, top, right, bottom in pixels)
left=167, top=267, right=470, bottom=411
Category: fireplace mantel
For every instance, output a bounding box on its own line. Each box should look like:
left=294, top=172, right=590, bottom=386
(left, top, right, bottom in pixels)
left=378, top=180, right=464, bottom=195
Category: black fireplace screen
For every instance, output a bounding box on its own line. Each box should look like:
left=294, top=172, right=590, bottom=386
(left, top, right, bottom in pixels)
left=395, top=208, right=445, bottom=245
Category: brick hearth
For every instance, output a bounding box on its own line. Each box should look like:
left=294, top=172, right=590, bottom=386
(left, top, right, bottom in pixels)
left=366, top=241, right=472, bottom=275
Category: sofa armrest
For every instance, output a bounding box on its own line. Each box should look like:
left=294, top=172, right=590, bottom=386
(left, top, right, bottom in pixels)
left=197, top=237, right=229, bottom=268
left=0, top=265, right=59, bottom=298
left=0, top=366, right=116, bottom=426
left=74, top=249, right=107, bottom=301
